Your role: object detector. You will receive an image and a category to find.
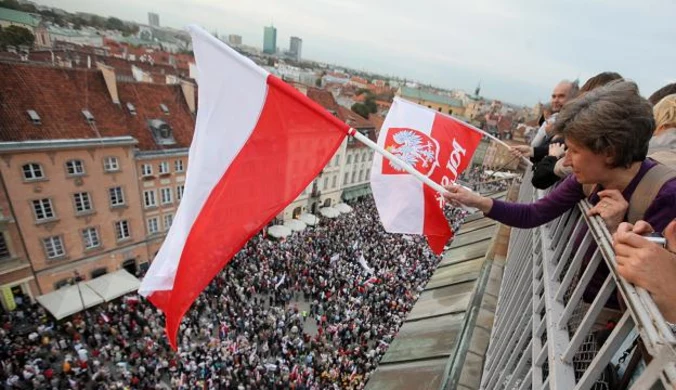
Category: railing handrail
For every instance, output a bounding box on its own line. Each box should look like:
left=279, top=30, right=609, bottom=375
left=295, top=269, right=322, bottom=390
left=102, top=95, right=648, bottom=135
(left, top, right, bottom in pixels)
left=480, top=171, right=676, bottom=390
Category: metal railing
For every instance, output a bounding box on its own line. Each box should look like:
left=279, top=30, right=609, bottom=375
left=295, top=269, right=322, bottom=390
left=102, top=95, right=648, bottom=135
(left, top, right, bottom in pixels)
left=480, top=170, right=676, bottom=390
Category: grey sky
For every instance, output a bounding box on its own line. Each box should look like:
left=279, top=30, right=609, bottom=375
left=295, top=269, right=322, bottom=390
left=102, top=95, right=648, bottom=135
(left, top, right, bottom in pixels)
left=38, top=0, right=675, bottom=105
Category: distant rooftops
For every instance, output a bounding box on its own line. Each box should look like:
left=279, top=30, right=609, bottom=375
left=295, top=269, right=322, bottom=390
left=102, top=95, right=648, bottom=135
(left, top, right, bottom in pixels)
left=0, top=7, right=41, bottom=28
left=399, top=86, right=464, bottom=108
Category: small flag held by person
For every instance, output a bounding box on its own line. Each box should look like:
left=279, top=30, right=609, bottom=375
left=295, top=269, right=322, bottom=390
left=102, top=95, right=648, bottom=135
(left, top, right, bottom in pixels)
left=370, top=97, right=483, bottom=254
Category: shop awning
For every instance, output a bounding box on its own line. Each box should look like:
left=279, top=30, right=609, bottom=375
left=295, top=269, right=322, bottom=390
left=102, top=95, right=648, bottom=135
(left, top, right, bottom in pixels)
left=334, top=203, right=353, bottom=214
left=84, top=269, right=140, bottom=302
left=268, top=225, right=292, bottom=238
left=319, top=207, right=341, bottom=218
left=284, top=219, right=307, bottom=232
left=299, top=213, right=319, bottom=226
left=36, top=283, right=104, bottom=320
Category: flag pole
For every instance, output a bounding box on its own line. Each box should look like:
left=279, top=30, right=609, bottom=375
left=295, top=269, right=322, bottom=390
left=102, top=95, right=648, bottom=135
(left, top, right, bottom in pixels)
left=349, top=128, right=449, bottom=194
left=393, top=97, right=532, bottom=166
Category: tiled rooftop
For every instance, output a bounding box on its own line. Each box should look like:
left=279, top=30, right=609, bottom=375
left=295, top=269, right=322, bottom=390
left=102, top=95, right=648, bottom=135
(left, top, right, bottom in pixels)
left=0, top=62, right=195, bottom=150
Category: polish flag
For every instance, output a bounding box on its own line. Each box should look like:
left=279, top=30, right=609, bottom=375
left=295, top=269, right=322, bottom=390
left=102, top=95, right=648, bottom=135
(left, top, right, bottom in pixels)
left=138, top=25, right=348, bottom=349
left=370, top=97, right=482, bottom=254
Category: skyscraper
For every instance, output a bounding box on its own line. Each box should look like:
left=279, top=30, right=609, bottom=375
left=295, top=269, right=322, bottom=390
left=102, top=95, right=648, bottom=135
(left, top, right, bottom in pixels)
left=263, top=25, right=277, bottom=54
left=289, top=37, right=302, bottom=61
left=148, top=12, right=160, bottom=27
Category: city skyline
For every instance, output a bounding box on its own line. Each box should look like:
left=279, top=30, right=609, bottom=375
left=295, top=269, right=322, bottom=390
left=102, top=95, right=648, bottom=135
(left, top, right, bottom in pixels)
left=30, top=0, right=676, bottom=105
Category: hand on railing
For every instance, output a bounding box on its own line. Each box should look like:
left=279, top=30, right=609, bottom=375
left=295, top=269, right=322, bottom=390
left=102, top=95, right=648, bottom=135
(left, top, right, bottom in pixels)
left=586, top=189, right=628, bottom=233
left=613, top=220, right=676, bottom=324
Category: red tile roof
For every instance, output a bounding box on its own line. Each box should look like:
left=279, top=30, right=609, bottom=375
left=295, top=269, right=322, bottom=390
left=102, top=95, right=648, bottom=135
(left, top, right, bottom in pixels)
left=306, top=88, right=342, bottom=119
left=0, top=62, right=128, bottom=142
left=116, top=82, right=195, bottom=150
left=368, top=114, right=385, bottom=132
left=338, top=106, right=374, bottom=130
left=0, top=62, right=195, bottom=150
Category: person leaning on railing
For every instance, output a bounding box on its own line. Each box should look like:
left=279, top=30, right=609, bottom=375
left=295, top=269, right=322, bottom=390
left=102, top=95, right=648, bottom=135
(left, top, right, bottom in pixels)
left=443, top=80, right=676, bottom=236
left=613, top=219, right=676, bottom=331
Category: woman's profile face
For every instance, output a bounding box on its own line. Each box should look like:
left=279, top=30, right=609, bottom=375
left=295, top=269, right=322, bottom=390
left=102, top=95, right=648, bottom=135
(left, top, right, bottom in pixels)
left=563, top=138, right=610, bottom=184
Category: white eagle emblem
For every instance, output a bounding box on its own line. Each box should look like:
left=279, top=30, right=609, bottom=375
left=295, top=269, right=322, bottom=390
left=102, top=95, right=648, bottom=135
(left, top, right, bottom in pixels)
left=385, top=129, right=439, bottom=177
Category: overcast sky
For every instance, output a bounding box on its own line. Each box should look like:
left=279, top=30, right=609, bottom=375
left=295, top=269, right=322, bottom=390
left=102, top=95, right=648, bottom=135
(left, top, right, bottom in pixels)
left=37, top=0, right=675, bottom=105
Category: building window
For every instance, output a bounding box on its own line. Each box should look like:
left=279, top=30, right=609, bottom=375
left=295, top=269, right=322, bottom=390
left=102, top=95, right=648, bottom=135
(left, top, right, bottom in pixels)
left=43, top=236, right=65, bottom=259
left=54, top=279, right=69, bottom=290
left=159, top=161, right=169, bottom=175
left=91, top=267, right=107, bottom=278
left=22, top=163, right=44, bottom=181
left=66, top=159, right=85, bottom=176
left=109, top=187, right=125, bottom=207
left=143, top=190, right=157, bottom=208
left=0, top=233, right=10, bottom=259
left=366, top=168, right=370, bottom=178
left=114, top=220, right=131, bottom=241
left=359, top=170, right=364, bottom=182
left=332, top=175, right=337, bottom=188
left=73, top=192, right=93, bottom=213
left=103, top=157, right=120, bottom=172
left=82, top=227, right=100, bottom=249
left=176, top=185, right=185, bottom=201
left=323, top=177, right=328, bottom=190
left=175, top=159, right=184, bottom=172
left=32, top=199, right=55, bottom=221
left=141, top=164, right=153, bottom=177
left=335, top=154, right=341, bottom=167
left=163, top=213, right=173, bottom=230
left=344, top=172, right=349, bottom=185
left=347, top=155, right=352, bottom=164
left=160, top=187, right=173, bottom=204
left=147, top=217, right=160, bottom=234
left=351, top=171, right=356, bottom=183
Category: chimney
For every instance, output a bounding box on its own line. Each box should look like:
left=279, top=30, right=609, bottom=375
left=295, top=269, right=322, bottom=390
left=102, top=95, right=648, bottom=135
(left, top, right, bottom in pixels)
left=96, top=62, right=120, bottom=104
left=180, top=79, right=196, bottom=115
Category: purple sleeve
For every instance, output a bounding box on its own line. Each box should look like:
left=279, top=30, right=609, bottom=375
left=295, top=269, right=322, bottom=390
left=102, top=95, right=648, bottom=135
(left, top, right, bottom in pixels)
left=486, top=174, right=585, bottom=228
left=643, top=178, right=676, bottom=233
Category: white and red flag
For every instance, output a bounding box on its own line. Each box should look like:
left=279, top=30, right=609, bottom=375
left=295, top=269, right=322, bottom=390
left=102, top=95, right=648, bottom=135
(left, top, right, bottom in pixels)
left=370, top=97, right=482, bottom=254
left=138, top=25, right=348, bottom=349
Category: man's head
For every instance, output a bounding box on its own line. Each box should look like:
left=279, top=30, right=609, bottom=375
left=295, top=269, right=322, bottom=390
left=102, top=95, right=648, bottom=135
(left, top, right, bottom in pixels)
left=551, top=80, right=579, bottom=113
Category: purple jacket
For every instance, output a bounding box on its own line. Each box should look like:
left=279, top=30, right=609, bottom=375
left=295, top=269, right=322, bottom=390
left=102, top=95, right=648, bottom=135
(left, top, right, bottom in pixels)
left=487, top=159, right=676, bottom=233
left=486, top=159, right=676, bottom=307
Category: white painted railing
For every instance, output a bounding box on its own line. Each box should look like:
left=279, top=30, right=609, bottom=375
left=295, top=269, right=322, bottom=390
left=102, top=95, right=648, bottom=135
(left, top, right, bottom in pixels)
left=480, top=170, right=676, bottom=390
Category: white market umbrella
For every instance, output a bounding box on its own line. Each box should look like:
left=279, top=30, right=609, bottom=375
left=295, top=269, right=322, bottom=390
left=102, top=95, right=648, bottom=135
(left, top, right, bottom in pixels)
left=268, top=225, right=292, bottom=238
left=334, top=203, right=353, bottom=214
left=284, top=219, right=307, bottom=232
left=36, top=283, right=104, bottom=320
left=299, top=213, right=319, bottom=226
left=84, top=269, right=141, bottom=302
left=319, top=207, right=340, bottom=218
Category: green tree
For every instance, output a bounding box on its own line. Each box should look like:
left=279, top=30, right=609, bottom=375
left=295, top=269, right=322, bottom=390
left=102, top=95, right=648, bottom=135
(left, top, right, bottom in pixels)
left=105, top=17, right=125, bottom=31
left=351, top=103, right=370, bottom=119
left=315, top=78, right=322, bottom=87
left=364, top=97, right=377, bottom=114
left=0, top=25, right=35, bottom=48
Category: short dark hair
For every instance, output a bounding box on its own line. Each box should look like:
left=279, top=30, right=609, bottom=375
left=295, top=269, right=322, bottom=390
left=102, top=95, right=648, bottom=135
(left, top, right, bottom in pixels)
left=552, top=80, right=654, bottom=168
left=579, top=72, right=623, bottom=93
left=649, top=83, right=676, bottom=105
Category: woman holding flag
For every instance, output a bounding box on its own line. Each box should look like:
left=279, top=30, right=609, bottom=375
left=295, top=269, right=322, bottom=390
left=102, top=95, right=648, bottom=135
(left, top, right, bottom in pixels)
left=443, top=80, right=676, bottom=236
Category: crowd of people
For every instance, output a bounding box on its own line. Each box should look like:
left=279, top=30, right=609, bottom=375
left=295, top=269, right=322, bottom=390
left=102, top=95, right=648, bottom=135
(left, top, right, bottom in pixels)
left=0, top=198, right=469, bottom=389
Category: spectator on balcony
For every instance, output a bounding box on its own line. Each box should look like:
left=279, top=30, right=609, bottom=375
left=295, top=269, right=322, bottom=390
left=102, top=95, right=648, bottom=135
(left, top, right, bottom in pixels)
left=648, top=94, right=676, bottom=163
left=613, top=219, right=676, bottom=325
left=443, top=80, right=676, bottom=235
left=517, top=73, right=623, bottom=190
left=521, top=79, right=579, bottom=152
left=648, top=82, right=676, bottom=105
